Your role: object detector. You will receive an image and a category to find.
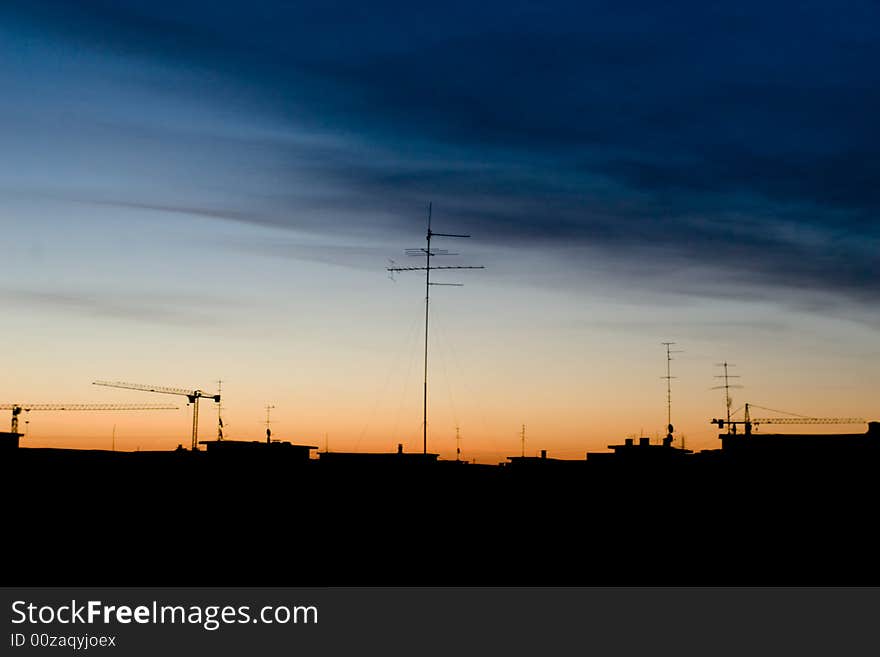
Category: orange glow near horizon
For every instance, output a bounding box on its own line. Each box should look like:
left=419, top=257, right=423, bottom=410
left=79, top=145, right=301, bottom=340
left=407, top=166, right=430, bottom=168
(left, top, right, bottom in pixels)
left=11, top=351, right=877, bottom=464
left=4, top=213, right=878, bottom=464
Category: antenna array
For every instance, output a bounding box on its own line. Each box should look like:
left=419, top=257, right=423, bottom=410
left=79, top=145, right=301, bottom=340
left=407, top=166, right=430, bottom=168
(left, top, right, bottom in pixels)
left=661, top=342, right=683, bottom=439
left=712, top=362, right=743, bottom=434
left=386, top=202, right=484, bottom=455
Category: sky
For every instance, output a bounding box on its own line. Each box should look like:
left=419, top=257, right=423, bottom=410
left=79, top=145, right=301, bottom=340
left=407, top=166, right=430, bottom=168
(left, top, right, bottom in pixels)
left=0, top=1, right=878, bottom=462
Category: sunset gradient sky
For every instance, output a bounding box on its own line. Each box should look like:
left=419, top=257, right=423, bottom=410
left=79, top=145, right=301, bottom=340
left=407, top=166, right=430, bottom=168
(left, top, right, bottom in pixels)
left=1, top=2, right=878, bottom=462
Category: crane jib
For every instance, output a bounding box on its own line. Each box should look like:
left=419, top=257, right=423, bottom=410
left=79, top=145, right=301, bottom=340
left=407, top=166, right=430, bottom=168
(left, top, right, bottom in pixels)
left=91, top=381, right=220, bottom=450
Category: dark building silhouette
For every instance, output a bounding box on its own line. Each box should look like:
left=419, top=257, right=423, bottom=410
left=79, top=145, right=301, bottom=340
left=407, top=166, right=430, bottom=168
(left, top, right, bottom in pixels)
left=718, top=421, right=880, bottom=463
left=4, top=417, right=880, bottom=587
left=318, top=443, right=439, bottom=465
left=506, top=449, right=587, bottom=471
left=198, top=439, right=317, bottom=461
left=0, top=431, right=21, bottom=450
left=587, top=436, right=692, bottom=464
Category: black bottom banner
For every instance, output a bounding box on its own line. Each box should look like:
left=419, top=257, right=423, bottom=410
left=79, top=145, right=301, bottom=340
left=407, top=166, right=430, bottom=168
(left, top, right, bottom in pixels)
left=1, top=588, right=875, bottom=656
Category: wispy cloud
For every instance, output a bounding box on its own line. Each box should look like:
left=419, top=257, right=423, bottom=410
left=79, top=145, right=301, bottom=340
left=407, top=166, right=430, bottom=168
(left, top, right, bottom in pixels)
left=0, top=288, right=226, bottom=328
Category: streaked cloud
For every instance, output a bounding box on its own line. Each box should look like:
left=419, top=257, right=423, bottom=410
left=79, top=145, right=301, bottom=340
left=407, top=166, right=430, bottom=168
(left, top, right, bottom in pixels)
left=0, top=288, right=227, bottom=327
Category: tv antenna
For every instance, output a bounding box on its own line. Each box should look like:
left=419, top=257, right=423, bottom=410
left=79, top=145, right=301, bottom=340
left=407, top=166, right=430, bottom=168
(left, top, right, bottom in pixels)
left=386, top=202, right=484, bottom=454
left=661, top=342, right=683, bottom=442
left=712, top=362, right=743, bottom=434
left=455, top=425, right=462, bottom=461
left=217, top=379, right=224, bottom=440
left=520, top=424, right=526, bottom=458
left=265, top=404, right=275, bottom=444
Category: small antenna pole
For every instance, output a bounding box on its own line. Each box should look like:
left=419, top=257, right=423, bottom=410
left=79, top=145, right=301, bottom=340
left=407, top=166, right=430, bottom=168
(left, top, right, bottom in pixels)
left=723, top=363, right=730, bottom=426
left=423, top=202, right=431, bottom=458
left=386, top=202, right=484, bottom=455
left=455, top=425, right=461, bottom=461
left=661, top=342, right=683, bottom=442
left=217, top=379, right=224, bottom=440
left=521, top=424, right=526, bottom=458
left=265, top=404, right=275, bottom=444
left=713, top=362, right=743, bottom=434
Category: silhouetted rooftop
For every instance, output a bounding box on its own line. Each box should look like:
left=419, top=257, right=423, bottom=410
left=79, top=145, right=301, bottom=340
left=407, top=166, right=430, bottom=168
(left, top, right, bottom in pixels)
left=318, top=450, right=439, bottom=464
left=0, top=431, right=22, bottom=450
left=586, top=436, right=692, bottom=462
left=198, top=439, right=318, bottom=451
left=720, top=424, right=880, bottom=453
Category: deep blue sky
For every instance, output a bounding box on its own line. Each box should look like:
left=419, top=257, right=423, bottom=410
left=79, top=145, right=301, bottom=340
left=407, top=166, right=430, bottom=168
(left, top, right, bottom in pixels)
left=3, top=0, right=878, bottom=307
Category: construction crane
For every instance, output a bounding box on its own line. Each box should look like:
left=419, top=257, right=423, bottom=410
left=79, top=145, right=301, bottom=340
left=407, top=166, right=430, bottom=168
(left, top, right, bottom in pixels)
left=93, top=381, right=220, bottom=450
left=711, top=403, right=865, bottom=436
left=0, top=403, right=178, bottom=434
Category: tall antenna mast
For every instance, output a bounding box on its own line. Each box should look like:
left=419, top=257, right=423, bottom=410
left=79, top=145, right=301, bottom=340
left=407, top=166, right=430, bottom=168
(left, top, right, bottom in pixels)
left=387, top=202, right=484, bottom=455
left=455, top=425, right=461, bottom=462
left=712, top=362, right=742, bottom=434
left=661, top=342, right=683, bottom=441
left=265, top=404, right=275, bottom=444
left=521, top=424, right=526, bottom=457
